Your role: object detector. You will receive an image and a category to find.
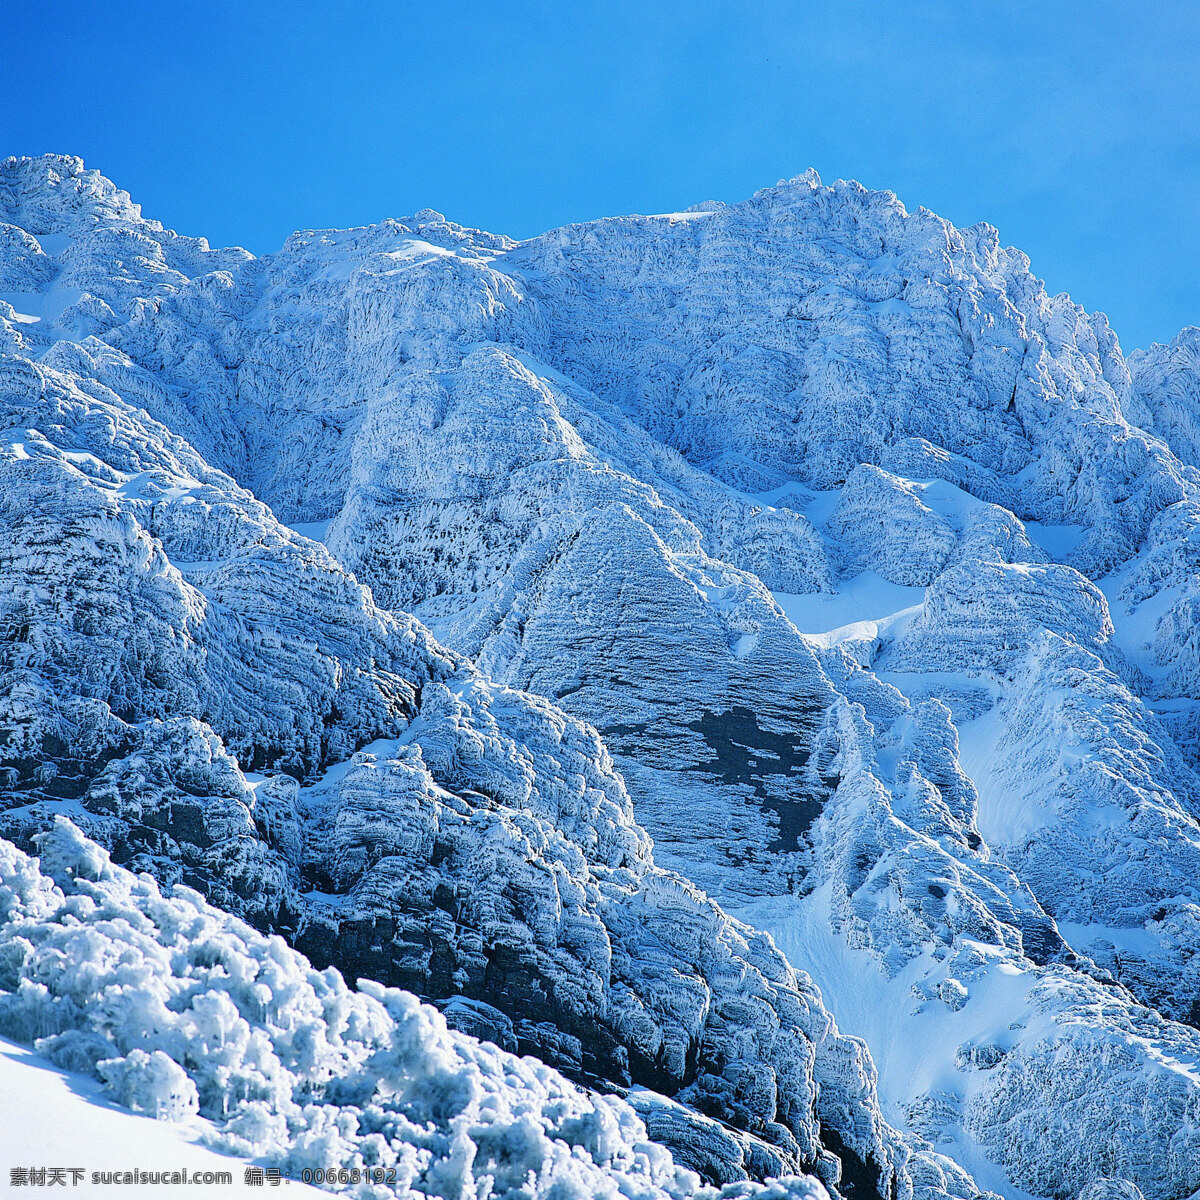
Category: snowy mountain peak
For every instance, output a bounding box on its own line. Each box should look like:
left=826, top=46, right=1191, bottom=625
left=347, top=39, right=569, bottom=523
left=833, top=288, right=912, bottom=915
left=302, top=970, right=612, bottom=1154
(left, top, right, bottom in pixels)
left=1, top=153, right=136, bottom=231
left=2, top=155, right=1200, bottom=1200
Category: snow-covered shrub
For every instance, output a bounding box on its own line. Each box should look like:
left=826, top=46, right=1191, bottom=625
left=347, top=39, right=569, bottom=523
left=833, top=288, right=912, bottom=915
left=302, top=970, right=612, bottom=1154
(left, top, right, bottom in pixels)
left=0, top=817, right=827, bottom=1200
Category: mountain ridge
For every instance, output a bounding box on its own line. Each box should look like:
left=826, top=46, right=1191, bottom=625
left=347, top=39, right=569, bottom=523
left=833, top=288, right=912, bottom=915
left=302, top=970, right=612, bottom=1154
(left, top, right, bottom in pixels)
left=3, top=153, right=1200, bottom=1200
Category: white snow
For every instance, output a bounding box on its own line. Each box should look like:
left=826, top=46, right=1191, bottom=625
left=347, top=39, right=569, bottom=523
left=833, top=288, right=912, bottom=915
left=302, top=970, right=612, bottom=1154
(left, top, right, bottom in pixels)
left=287, top=519, right=332, bottom=543
left=1023, top=522, right=1086, bottom=558
left=775, top=574, right=926, bottom=635
left=0, top=1038, right=327, bottom=1198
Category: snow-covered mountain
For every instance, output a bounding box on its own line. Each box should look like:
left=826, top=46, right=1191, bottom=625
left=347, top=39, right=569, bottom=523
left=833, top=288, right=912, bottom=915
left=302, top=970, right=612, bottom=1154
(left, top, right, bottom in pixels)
left=3, top=153, right=1200, bottom=1200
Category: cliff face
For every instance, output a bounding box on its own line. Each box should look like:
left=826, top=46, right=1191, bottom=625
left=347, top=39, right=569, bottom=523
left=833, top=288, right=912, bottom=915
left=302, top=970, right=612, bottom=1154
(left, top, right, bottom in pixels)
left=3, top=153, right=1200, bottom=1200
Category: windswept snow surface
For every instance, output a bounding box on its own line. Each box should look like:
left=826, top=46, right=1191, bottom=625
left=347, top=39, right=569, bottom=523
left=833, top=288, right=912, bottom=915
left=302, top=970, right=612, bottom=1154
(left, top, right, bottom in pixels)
left=0, top=1038, right=330, bottom=1199
left=5, top=153, right=1200, bottom=1200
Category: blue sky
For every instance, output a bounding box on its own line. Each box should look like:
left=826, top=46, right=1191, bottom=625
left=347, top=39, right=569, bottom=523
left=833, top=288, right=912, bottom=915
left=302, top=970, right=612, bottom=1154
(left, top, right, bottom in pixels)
left=3, top=0, right=1198, bottom=350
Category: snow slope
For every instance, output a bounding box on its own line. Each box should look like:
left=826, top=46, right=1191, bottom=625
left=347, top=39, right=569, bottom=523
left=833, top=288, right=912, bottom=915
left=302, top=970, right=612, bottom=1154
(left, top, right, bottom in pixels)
left=0, top=1038, right=331, bottom=1199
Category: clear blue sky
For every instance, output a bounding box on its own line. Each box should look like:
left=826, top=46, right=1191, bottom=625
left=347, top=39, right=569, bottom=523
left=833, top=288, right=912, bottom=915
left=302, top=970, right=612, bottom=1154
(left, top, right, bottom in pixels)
left=3, top=0, right=1198, bottom=350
